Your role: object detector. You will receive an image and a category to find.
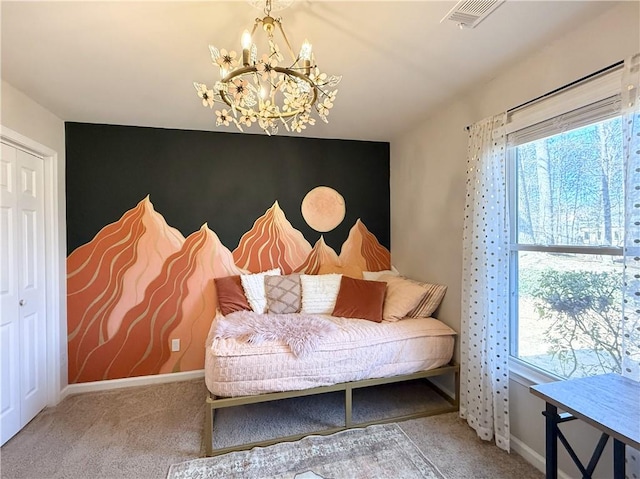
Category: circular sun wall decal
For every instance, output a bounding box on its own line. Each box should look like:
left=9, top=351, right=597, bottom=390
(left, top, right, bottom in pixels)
left=301, top=186, right=346, bottom=232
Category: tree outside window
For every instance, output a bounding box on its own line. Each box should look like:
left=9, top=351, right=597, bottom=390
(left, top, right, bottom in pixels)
left=511, top=115, right=625, bottom=379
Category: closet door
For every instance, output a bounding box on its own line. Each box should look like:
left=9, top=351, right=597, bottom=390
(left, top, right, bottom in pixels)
left=0, top=142, right=47, bottom=445
left=0, top=142, right=21, bottom=444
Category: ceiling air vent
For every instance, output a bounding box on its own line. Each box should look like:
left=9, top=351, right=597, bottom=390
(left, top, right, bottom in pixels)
left=440, top=0, right=505, bottom=29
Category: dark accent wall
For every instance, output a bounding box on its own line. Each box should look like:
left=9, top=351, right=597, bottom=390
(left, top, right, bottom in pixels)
left=65, top=123, right=390, bottom=254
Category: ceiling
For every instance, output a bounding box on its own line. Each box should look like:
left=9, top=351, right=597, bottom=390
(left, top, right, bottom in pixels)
left=1, top=1, right=618, bottom=142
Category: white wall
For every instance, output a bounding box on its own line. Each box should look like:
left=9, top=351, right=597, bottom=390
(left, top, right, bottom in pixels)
left=1, top=79, right=68, bottom=391
left=390, top=2, right=639, bottom=477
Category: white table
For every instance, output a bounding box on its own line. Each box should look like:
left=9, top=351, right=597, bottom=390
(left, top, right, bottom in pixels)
left=530, top=373, right=640, bottom=479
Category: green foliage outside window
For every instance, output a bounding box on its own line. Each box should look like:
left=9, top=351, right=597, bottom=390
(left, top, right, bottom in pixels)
left=529, top=269, right=622, bottom=378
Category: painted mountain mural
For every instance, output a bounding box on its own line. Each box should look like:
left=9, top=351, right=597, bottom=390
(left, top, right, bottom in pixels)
left=233, top=201, right=312, bottom=274
left=67, top=197, right=389, bottom=383
left=294, top=221, right=391, bottom=276
left=339, top=219, right=391, bottom=273
left=73, top=225, right=242, bottom=382
left=158, top=225, right=243, bottom=375
left=295, top=236, right=342, bottom=274
left=67, top=197, right=184, bottom=383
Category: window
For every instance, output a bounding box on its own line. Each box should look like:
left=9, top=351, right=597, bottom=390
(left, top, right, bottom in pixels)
left=508, top=69, right=629, bottom=379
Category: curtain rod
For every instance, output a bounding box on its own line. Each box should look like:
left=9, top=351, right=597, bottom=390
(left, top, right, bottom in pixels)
left=464, top=60, right=624, bottom=131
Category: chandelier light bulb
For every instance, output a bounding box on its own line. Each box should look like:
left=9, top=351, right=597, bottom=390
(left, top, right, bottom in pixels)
left=300, top=39, right=312, bottom=75
left=300, top=40, right=312, bottom=60
left=241, top=30, right=252, bottom=49
left=241, top=30, right=252, bottom=65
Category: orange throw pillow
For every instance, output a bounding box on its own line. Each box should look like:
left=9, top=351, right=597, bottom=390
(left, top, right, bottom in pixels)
left=214, top=275, right=251, bottom=316
left=332, top=276, right=387, bottom=322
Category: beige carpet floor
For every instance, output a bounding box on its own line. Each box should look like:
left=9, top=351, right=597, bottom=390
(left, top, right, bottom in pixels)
left=0, top=378, right=542, bottom=479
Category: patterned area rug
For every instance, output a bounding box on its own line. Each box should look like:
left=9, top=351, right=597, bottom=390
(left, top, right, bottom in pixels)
left=167, top=423, right=446, bottom=479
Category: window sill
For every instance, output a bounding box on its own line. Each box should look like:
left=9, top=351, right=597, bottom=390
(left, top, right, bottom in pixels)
left=509, top=357, right=562, bottom=387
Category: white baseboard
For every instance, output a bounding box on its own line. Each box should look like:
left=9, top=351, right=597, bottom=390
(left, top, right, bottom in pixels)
left=511, top=434, right=571, bottom=479
left=60, top=369, right=205, bottom=400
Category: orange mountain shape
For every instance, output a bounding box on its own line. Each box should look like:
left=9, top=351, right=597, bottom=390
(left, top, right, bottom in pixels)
left=339, top=219, right=391, bottom=273
left=66, top=196, right=184, bottom=383
left=74, top=224, right=242, bottom=382
left=233, top=201, right=312, bottom=274
left=159, top=224, right=243, bottom=374
left=295, top=236, right=342, bottom=275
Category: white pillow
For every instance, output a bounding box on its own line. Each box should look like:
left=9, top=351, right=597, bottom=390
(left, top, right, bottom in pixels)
left=240, top=268, right=281, bottom=313
left=300, top=274, right=343, bottom=314
left=362, top=266, right=400, bottom=281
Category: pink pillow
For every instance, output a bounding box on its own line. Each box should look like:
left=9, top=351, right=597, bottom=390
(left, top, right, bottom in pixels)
left=332, top=276, right=387, bottom=323
left=214, top=275, right=251, bottom=316
left=379, top=274, right=427, bottom=321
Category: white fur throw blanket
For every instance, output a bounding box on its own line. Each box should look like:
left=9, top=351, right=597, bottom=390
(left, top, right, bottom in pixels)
left=213, top=311, right=337, bottom=357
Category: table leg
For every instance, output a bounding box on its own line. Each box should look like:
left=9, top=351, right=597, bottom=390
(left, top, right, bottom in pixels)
left=613, top=439, right=625, bottom=479
left=544, top=402, right=558, bottom=479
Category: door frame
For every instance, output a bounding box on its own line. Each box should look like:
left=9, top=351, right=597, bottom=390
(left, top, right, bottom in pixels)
left=1, top=125, right=63, bottom=406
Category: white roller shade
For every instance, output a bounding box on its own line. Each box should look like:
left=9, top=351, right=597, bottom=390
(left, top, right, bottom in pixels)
left=506, top=66, right=623, bottom=139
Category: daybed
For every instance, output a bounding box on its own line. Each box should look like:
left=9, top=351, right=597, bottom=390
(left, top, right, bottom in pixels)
left=202, top=271, right=459, bottom=456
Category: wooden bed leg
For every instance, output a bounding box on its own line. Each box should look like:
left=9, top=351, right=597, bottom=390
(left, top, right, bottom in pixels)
left=204, top=394, right=215, bottom=457
left=345, top=385, right=352, bottom=428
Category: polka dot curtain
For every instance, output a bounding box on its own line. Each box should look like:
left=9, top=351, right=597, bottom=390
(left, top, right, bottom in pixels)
left=460, top=113, right=510, bottom=452
left=622, top=53, right=640, bottom=479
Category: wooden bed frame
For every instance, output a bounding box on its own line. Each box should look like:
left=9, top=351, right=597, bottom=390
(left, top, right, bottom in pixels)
left=203, top=363, right=460, bottom=456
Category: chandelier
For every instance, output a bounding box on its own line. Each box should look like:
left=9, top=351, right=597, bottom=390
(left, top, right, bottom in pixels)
left=193, top=0, right=340, bottom=135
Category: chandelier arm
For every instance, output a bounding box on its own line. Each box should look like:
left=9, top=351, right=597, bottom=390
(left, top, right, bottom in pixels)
left=250, top=21, right=259, bottom=37
left=275, top=20, right=300, bottom=64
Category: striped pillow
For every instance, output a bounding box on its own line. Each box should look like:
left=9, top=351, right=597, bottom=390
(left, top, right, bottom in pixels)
left=378, top=274, right=447, bottom=319
left=380, top=275, right=428, bottom=322
left=405, top=280, right=447, bottom=318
